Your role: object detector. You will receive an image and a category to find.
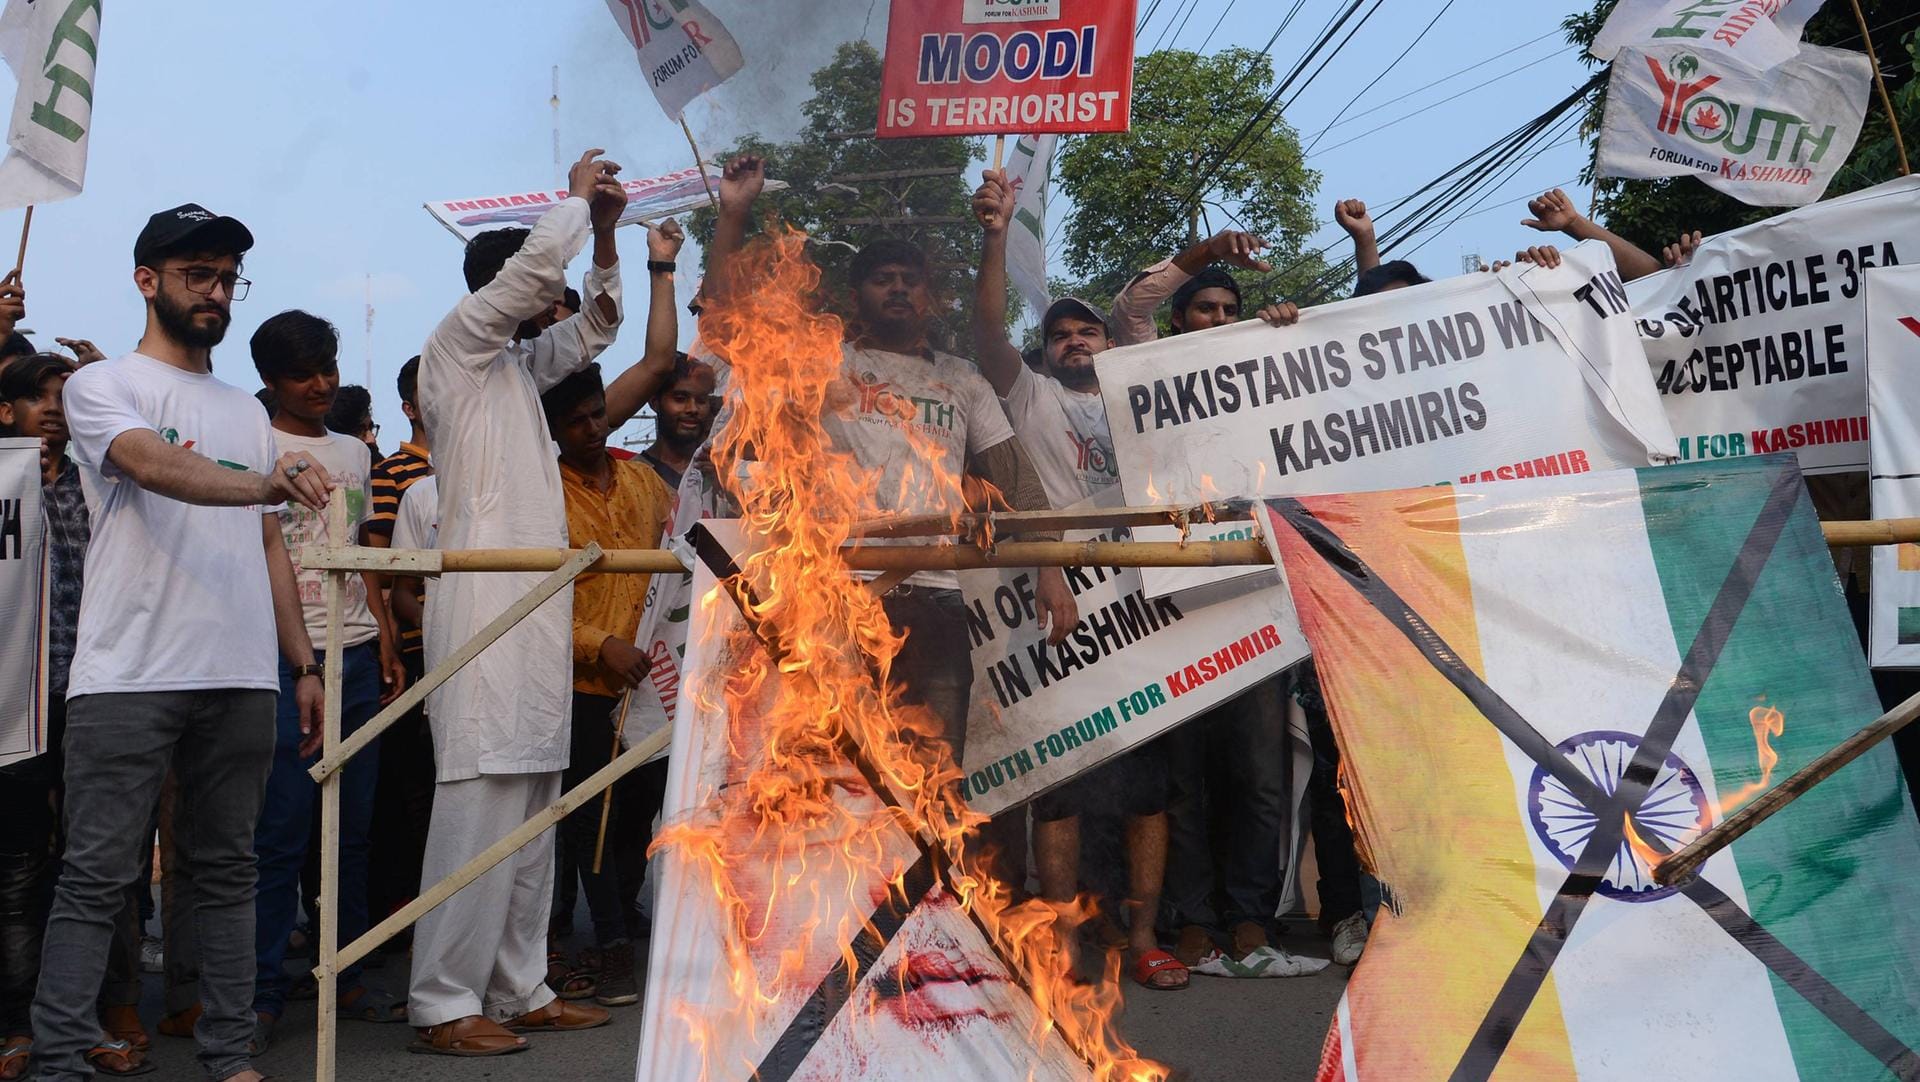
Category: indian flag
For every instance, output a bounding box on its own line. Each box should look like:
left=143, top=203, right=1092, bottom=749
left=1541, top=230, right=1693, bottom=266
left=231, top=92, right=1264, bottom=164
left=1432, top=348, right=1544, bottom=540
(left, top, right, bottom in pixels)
left=1261, top=458, right=1920, bottom=1082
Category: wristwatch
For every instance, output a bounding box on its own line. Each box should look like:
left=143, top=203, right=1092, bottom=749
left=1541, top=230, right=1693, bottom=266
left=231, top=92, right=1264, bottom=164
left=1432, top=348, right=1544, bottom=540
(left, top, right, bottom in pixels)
left=292, top=662, right=325, bottom=680
left=646, top=259, right=677, bottom=275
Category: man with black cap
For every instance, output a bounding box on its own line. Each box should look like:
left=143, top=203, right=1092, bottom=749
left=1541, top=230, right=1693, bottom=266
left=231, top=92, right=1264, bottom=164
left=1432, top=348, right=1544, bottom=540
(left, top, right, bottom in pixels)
left=35, top=204, right=334, bottom=1082
left=1108, top=229, right=1278, bottom=346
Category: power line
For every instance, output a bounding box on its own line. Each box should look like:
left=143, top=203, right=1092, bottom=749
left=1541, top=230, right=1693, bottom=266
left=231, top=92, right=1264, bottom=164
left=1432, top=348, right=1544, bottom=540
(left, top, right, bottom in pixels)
left=1310, top=50, right=1565, bottom=155
left=1304, top=0, right=1459, bottom=155
left=1305, top=27, right=1565, bottom=138
left=1196, top=0, right=1240, bottom=54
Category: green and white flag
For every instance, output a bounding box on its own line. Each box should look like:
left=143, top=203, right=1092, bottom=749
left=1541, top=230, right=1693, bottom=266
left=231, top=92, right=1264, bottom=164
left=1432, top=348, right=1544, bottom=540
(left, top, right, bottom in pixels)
left=0, top=0, right=99, bottom=208
left=1004, top=133, right=1054, bottom=320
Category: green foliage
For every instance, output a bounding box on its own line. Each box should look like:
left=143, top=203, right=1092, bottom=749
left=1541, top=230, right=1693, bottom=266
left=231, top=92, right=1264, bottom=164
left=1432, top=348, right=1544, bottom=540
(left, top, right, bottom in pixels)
left=1565, top=1, right=1919, bottom=252
left=689, top=41, right=982, bottom=348
left=1051, top=48, right=1328, bottom=308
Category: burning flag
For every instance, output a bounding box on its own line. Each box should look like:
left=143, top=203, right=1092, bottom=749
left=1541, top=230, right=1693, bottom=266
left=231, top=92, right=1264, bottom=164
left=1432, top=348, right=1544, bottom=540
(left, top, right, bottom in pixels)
left=1262, top=458, right=1920, bottom=1081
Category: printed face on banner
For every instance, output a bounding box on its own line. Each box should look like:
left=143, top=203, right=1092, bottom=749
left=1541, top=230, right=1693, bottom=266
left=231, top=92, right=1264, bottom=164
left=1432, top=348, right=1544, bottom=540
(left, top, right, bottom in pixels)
left=877, top=0, right=1138, bottom=138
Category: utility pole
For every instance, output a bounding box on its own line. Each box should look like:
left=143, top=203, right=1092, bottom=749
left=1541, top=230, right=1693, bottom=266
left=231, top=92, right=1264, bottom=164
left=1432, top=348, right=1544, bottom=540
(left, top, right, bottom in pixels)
left=551, top=66, right=562, bottom=183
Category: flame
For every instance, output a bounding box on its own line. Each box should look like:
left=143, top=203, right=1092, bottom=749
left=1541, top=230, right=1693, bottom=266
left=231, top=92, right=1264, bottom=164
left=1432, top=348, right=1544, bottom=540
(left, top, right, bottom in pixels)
left=1629, top=702, right=1787, bottom=874
left=654, top=228, right=1164, bottom=1081
left=1709, top=704, right=1785, bottom=818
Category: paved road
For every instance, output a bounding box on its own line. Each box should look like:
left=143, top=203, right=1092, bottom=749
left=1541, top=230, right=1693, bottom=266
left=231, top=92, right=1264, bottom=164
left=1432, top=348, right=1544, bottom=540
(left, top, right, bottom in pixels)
left=134, top=926, right=1348, bottom=1081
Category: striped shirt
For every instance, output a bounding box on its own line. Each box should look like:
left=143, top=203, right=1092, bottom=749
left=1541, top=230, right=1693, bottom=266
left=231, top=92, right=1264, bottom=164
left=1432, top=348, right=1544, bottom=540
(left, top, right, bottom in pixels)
left=368, top=440, right=432, bottom=653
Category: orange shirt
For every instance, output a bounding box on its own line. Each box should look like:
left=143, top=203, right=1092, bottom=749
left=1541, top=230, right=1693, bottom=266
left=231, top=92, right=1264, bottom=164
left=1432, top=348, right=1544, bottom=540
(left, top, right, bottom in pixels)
left=560, top=454, right=674, bottom=697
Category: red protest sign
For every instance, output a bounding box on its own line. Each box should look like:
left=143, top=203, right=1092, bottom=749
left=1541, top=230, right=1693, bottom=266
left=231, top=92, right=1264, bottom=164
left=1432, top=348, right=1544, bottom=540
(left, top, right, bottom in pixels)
left=877, top=0, right=1137, bottom=139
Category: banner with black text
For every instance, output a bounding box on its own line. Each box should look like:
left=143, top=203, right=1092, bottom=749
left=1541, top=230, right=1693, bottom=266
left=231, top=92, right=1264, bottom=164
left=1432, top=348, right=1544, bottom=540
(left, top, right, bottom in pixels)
left=1628, top=174, right=1919, bottom=475
left=0, top=437, right=47, bottom=767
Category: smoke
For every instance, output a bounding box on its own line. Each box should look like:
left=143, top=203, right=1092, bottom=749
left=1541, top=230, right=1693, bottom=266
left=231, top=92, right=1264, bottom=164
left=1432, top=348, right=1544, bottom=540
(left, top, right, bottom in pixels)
left=685, top=0, right=892, bottom=147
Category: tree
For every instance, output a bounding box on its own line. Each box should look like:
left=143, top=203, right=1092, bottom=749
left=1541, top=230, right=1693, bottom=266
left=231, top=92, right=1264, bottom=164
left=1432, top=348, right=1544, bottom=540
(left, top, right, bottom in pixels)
left=1053, top=48, right=1327, bottom=308
left=690, top=41, right=983, bottom=349
left=1564, top=1, right=1918, bottom=252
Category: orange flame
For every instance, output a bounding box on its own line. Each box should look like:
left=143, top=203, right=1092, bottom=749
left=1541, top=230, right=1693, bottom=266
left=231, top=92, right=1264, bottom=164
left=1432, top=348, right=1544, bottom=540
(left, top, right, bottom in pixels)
left=1622, top=812, right=1663, bottom=873
left=1710, top=704, right=1786, bottom=818
left=653, top=229, right=1164, bottom=1081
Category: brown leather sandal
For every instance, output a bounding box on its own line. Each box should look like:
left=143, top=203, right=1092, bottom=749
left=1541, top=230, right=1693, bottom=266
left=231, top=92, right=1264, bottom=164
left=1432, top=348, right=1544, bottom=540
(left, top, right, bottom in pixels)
left=406, top=1016, right=529, bottom=1057
left=84, top=1040, right=155, bottom=1076
left=157, top=1004, right=201, bottom=1038
left=504, top=999, right=611, bottom=1033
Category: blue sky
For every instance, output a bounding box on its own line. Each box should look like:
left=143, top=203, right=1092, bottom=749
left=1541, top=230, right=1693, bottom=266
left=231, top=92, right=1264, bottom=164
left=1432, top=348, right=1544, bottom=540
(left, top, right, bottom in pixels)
left=14, top=0, right=1600, bottom=449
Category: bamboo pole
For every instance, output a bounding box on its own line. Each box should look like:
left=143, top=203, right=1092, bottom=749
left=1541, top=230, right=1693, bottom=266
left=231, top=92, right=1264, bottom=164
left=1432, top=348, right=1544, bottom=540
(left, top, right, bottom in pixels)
left=1821, top=517, right=1920, bottom=548
left=1849, top=0, right=1912, bottom=176
left=316, top=499, right=348, bottom=1082
left=590, top=687, right=633, bottom=875
left=1654, top=689, right=1920, bottom=886
left=331, top=724, right=675, bottom=973
left=682, top=116, right=722, bottom=215
left=306, top=543, right=604, bottom=783
left=13, top=206, right=31, bottom=276
left=853, top=501, right=1253, bottom=539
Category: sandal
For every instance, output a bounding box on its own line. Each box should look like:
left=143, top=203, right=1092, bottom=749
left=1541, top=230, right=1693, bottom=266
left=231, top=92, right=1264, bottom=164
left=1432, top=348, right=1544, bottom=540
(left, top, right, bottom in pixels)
left=98, top=1005, right=149, bottom=1052
left=1131, top=948, right=1191, bottom=991
left=1171, top=923, right=1217, bottom=967
left=545, top=949, right=597, bottom=1001
left=407, top=1016, right=528, bottom=1058
left=0, top=1036, right=30, bottom=1082
left=85, top=1039, right=155, bottom=1076
left=248, top=1012, right=276, bottom=1058
left=157, top=1004, right=201, bottom=1038
left=338, top=984, right=409, bottom=1024
left=504, top=999, right=611, bottom=1033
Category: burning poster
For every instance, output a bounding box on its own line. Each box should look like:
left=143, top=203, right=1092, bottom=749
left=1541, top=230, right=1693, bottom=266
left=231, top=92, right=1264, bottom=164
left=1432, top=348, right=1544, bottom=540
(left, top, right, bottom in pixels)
left=1867, top=263, right=1920, bottom=669
left=0, top=437, right=47, bottom=766
left=423, top=165, right=788, bottom=244
left=636, top=522, right=1099, bottom=1082
left=637, top=230, right=1161, bottom=1081
left=1261, top=458, right=1920, bottom=1080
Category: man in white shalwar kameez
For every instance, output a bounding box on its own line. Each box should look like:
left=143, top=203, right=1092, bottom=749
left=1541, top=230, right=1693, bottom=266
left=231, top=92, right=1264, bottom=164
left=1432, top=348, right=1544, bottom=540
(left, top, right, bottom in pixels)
left=406, top=150, right=629, bottom=1056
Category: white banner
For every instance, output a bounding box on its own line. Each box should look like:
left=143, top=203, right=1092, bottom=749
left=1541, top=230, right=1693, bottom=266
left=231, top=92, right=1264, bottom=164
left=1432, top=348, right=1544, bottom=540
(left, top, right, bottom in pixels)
left=424, top=165, right=787, bottom=244
left=0, top=0, right=100, bottom=208
left=1628, top=174, right=1920, bottom=476
left=604, top=0, right=744, bottom=121
left=1, top=437, right=47, bottom=767
left=1590, top=0, right=1824, bottom=68
left=1598, top=43, right=1870, bottom=206
left=1004, top=133, right=1055, bottom=319
left=1867, top=264, right=1920, bottom=668
left=956, top=491, right=1306, bottom=815
left=1099, top=239, right=1678, bottom=512
left=636, top=520, right=1091, bottom=1082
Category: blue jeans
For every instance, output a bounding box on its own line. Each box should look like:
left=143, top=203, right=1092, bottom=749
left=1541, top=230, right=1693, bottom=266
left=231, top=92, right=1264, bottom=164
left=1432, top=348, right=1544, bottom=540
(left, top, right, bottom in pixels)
left=253, top=641, right=382, bottom=1017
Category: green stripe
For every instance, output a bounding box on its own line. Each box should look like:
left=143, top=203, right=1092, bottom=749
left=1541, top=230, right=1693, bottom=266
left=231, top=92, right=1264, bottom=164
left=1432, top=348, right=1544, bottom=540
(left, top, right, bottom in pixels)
left=1638, top=456, right=1920, bottom=1078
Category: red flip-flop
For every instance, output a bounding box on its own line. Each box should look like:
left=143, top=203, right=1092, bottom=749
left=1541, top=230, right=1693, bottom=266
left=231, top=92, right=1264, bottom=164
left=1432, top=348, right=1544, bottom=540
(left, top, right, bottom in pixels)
left=1132, top=948, right=1190, bottom=991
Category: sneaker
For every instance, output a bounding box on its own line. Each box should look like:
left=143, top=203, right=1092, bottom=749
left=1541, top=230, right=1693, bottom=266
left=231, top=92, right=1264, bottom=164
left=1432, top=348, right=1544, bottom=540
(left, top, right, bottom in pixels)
left=594, top=941, right=639, bottom=1007
left=1330, top=913, right=1369, bottom=967
left=138, top=935, right=164, bottom=974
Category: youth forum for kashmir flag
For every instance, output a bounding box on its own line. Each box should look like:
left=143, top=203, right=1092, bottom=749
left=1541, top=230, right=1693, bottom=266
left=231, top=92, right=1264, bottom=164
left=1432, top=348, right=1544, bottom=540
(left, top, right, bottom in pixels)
left=1598, top=41, right=1870, bottom=206
left=0, top=0, right=100, bottom=208
left=1262, top=457, right=1920, bottom=1081
left=1590, top=0, right=1824, bottom=69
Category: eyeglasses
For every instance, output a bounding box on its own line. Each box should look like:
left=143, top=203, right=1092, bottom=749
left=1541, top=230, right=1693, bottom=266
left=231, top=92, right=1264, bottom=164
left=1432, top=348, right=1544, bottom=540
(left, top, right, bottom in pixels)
left=365, top=422, right=381, bottom=439
left=163, top=267, right=251, bottom=301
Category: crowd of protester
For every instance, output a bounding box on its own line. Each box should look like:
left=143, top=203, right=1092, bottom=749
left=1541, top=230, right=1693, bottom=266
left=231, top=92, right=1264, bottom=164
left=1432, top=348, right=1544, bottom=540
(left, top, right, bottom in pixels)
left=0, top=140, right=1821, bottom=1081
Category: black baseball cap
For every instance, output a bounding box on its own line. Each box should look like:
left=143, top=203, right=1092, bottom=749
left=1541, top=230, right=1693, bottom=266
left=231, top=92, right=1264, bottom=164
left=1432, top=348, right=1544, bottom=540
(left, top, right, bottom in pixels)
left=133, top=204, right=254, bottom=267
left=1042, top=296, right=1110, bottom=335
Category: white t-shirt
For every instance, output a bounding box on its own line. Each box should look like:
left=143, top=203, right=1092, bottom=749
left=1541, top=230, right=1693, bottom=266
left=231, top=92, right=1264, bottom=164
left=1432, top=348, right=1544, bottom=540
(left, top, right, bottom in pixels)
left=823, top=344, right=1018, bottom=590
left=62, top=352, right=281, bottom=696
left=392, top=475, right=439, bottom=607
left=272, top=430, right=376, bottom=651
left=1002, top=364, right=1118, bottom=510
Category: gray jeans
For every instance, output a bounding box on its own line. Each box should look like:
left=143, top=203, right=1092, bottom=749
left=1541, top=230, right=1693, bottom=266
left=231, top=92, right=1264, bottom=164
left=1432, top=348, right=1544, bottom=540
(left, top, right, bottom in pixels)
left=34, top=690, right=273, bottom=1082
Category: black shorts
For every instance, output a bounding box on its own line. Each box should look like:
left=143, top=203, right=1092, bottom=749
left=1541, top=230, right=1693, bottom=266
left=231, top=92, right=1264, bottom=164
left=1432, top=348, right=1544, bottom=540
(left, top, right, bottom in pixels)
left=1031, top=738, right=1170, bottom=822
